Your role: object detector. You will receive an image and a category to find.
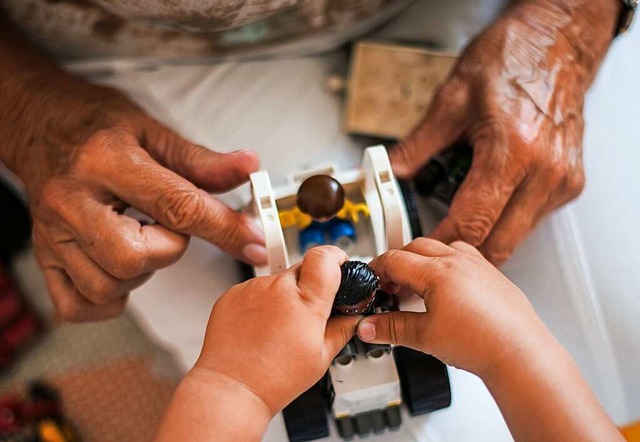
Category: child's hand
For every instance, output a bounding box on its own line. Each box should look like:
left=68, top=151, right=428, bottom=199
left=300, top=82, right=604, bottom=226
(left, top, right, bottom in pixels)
left=357, top=238, right=547, bottom=377
left=194, top=246, right=361, bottom=415
left=159, top=239, right=622, bottom=442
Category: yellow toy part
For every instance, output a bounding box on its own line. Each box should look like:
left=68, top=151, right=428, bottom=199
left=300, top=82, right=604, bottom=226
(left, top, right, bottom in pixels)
left=336, top=199, right=370, bottom=223
left=278, top=206, right=313, bottom=229
left=621, top=420, right=640, bottom=442
left=38, top=419, right=77, bottom=442
left=279, top=199, right=369, bottom=229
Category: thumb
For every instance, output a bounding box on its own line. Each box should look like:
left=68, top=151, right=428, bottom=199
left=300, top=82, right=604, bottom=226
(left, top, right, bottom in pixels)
left=357, top=311, right=427, bottom=351
left=142, top=120, right=260, bottom=192
left=390, top=81, right=468, bottom=179
left=324, top=315, right=362, bottom=358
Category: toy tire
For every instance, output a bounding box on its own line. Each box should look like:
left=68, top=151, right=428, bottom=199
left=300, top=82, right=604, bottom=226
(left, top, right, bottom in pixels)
left=393, top=346, right=452, bottom=415
left=336, top=408, right=388, bottom=440
left=397, top=180, right=423, bottom=239
left=282, top=376, right=329, bottom=442
left=335, top=416, right=355, bottom=441
left=0, top=177, right=31, bottom=263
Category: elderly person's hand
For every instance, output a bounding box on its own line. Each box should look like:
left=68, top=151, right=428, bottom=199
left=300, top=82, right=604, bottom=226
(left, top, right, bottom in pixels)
left=2, top=59, right=266, bottom=321
left=1, top=20, right=266, bottom=322
left=391, top=0, right=620, bottom=265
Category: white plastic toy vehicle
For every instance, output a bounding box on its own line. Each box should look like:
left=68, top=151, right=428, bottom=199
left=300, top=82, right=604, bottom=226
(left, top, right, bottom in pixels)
left=242, top=146, right=451, bottom=441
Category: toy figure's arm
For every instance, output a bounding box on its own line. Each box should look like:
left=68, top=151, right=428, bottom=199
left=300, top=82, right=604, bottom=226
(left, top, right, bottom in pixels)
left=279, top=207, right=312, bottom=229
left=337, top=199, right=370, bottom=223
left=357, top=239, right=623, bottom=442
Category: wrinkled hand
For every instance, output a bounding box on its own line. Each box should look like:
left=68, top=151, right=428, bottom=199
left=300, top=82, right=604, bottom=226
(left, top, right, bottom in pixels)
left=195, top=246, right=361, bottom=415
left=17, top=85, right=265, bottom=321
left=357, top=238, right=547, bottom=377
left=392, top=0, right=617, bottom=264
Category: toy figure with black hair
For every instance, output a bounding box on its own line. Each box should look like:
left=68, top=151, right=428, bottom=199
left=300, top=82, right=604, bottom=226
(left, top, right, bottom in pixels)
left=334, top=260, right=379, bottom=315
left=278, top=175, right=369, bottom=254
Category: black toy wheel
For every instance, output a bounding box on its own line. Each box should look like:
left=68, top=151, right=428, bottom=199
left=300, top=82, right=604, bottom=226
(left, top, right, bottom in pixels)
left=0, top=178, right=31, bottom=264
left=282, top=376, right=330, bottom=442
left=413, top=143, right=473, bottom=206
left=237, top=261, right=255, bottom=283
left=393, top=346, right=452, bottom=415
left=397, top=179, right=423, bottom=239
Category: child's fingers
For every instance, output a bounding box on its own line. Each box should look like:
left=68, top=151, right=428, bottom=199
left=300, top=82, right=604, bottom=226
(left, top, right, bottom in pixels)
left=448, top=240, right=483, bottom=255
left=402, top=237, right=453, bottom=257
left=296, top=246, right=348, bottom=307
left=357, top=311, right=428, bottom=351
left=368, top=250, right=444, bottom=299
left=323, top=315, right=362, bottom=359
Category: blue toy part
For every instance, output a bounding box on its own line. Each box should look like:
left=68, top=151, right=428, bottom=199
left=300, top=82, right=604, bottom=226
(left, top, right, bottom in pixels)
left=298, top=218, right=358, bottom=254
left=327, top=218, right=357, bottom=251
left=299, top=222, right=325, bottom=253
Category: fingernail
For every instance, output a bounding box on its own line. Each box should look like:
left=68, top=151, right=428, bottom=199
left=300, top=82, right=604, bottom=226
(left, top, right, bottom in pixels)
left=231, top=149, right=253, bottom=156
left=358, top=320, right=376, bottom=342
left=246, top=221, right=266, bottom=243
left=242, top=243, right=268, bottom=266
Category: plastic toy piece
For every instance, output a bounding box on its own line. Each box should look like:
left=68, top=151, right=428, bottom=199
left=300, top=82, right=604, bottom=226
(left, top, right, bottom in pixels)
left=282, top=377, right=330, bottom=442
left=243, top=145, right=452, bottom=442
left=343, top=42, right=457, bottom=140
left=277, top=175, right=371, bottom=254
left=278, top=204, right=369, bottom=230
left=0, top=178, right=31, bottom=264
left=249, top=171, right=289, bottom=277
left=414, top=143, right=472, bottom=205
left=393, top=347, right=452, bottom=415
left=297, top=175, right=345, bottom=219
left=362, top=147, right=411, bottom=251
left=334, top=261, right=379, bottom=315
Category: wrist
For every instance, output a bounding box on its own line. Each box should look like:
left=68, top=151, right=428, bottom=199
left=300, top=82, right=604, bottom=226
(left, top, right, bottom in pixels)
left=507, top=0, right=619, bottom=84
left=187, top=365, right=274, bottom=417
left=479, top=320, right=560, bottom=386
left=156, top=366, right=272, bottom=442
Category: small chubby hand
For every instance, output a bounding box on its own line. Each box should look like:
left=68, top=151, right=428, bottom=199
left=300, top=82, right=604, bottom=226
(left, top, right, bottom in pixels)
left=357, top=238, right=546, bottom=377
left=194, top=246, right=362, bottom=415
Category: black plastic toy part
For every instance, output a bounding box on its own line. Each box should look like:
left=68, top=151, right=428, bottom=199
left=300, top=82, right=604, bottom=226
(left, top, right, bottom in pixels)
left=336, top=406, right=399, bottom=440
left=393, top=346, right=452, bottom=415
left=414, top=143, right=473, bottom=205
left=282, top=376, right=330, bottom=442
left=0, top=178, right=31, bottom=264
left=333, top=261, right=379, bottom=315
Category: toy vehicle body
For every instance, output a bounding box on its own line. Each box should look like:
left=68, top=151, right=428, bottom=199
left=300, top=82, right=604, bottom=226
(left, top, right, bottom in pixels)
left=244, top=146, right=451, bottom=441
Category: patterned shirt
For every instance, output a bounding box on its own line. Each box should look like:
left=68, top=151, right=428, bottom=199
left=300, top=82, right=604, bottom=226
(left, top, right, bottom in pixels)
left=2, top=0, right=412, bottom=62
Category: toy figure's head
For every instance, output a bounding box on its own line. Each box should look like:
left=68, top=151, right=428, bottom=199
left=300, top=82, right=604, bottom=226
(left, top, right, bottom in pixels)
left=297, top=175, right=345, bottom=221
left=334, top=261, right=379, bottom=315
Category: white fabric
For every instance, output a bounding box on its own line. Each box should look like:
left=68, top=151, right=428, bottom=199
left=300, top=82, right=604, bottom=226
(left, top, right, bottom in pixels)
left=83, top=4, right=640, bottom=441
